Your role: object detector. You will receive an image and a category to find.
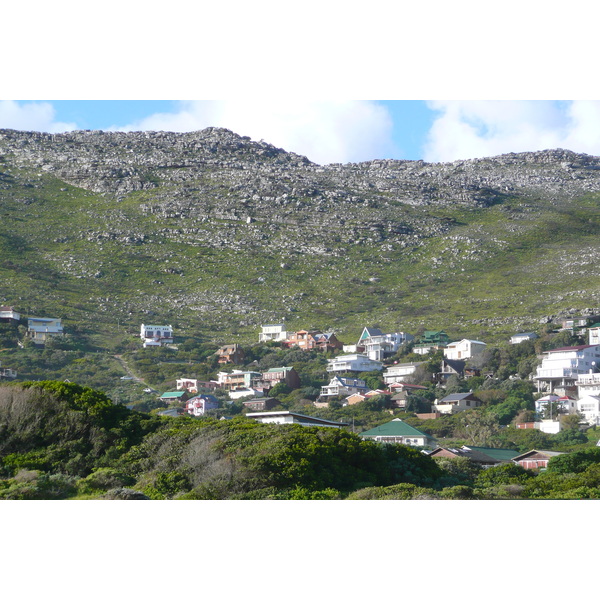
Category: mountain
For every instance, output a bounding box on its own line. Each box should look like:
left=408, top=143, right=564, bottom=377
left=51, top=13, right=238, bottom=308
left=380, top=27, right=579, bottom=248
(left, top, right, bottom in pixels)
left=1, top=127, right=599, bottom=346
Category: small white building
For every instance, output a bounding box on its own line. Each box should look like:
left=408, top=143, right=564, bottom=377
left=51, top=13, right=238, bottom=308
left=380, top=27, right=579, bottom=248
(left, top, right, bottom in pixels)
left=443, top=339, right=487, bottom=361
left=326, top=353, right=383, bottom=373
left=229, top=388, right=264, bottom=400
left=140, top=324, right=173, bottom=347
left=589, top=324, right=600, bottom=346
left=259, top=324, right=288, bottom=343
left=577, top=396, right=600, bottom=426
left=0, top=306, right=20, bottom=322
left=510, top=332, right=538, bottom=344
left=246, top=411, right=349, bottom=428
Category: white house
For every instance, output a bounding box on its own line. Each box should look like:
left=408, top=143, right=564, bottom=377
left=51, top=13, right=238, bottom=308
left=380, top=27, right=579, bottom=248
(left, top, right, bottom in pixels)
left=383, top=362, right=426, bottom=385
left=245, top=411, right=349, bottom=428
left=510, top=332, right=538, bottom=344
left=0, top=306, right=20, bottom=322
left=140, top=324, right=173, bottom=347
left=185, top=394, right=219, bottom=417
left=534, top=345, right=600, bottom=393
left=434, top=392, right=482, bottom=415
left=359, top=418, right=435, bottom=448
left=27, top=317, right=64, bottom=345
left=534, top=394, right=578, bottom=417
left=577, top=396, right=600, bottom=426
left=259, top=324, right=288, bottom=343
left=589, top=324, right=600, bottom=346
left=576, top=371, right=600, bottom=425
left=326, top=353, right=383, bottom=373
left=0, top=361, right=17, bottom=380
left=320, top=376, right=369, bottom=399
left=229, top=388, right=264, bottom=400
left=443, top=339, right=487, bottom=360
left=358, top=330, right=414, bottom=361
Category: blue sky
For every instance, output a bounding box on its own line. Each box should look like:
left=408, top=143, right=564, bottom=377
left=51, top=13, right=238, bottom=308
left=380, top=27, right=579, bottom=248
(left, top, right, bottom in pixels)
left=3, top=99, right=600, bottom=165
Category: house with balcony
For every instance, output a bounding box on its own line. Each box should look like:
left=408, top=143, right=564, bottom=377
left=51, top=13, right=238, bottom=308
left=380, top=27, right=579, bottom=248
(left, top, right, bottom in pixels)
left=575, top=371, right=600, bottom=425
left=533, top=345, right=600, bottom=394
left=216, top=344, right=245, bottom=365
left=259, top=324, right=288, bottom=343
left=140, top=324, right=173, bottom=347
left=383, top=362, right=426, bottom=385
left=412, top=330, right=450, bottom=355
left=185, top=394, right=219, bottom=417
left=326, top=353, right=383, bottom=374
left=217, top=370, right=263, bottom=391
left=27, top=317, right=64, bottom=345
left=357, top=329, right=414, bottom=361
left=260, top=366, right=301, bottom=390
left=320, top=376, right=369, bottom=399
left=285, top=330, right=343, bottom=352
left=588, top=323, right=600, bottom=346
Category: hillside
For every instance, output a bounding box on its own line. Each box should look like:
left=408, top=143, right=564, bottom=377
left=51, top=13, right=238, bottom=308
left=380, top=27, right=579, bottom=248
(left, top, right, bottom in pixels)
left=1, top=127, right=599, bottom=347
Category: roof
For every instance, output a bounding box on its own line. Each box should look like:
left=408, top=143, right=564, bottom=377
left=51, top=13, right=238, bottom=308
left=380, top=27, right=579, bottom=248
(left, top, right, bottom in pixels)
left=442, top=359, right=466, bottom=374
left=546, top=345, right=598, bottom=353
left=265, top=367, right=295, bottom=373
left=438, top=392, right=477, bottom=403
left=160, top=391, right=188, bottom=398
left=463, top=446, right=520, bottom=461
left=360, top=327, right=383, bottom=340
left=359, top=418, right=433, bottom=439
left=246, top=411, right=349, bottom=427
left=512, top=449, right=565, bottom=461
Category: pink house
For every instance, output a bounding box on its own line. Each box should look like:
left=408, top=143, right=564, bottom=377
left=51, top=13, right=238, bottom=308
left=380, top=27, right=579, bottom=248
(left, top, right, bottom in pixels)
left=185, top=394, right=219, bottom=417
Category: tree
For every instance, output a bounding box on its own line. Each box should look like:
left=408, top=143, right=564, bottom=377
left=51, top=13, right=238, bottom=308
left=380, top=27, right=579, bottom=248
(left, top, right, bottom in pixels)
left=457, top=409, right=502, bottom=446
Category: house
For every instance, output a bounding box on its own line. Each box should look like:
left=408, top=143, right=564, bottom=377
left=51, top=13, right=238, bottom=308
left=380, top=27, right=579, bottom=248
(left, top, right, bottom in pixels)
left=534, top=345, right=600, bottom=393
left=588, top=323, right=600, bottom=346
left=320, top=375, right=369, bottom=399
left=0, top=361, right=17, bottom=380
left=217, top=370, right=263, bottom=391
left=387, top=383, right=429, bottom=409
left=534, top=394, right=577, bottom=417
left=427, top=446, right=520, bottom=467
left=413, top=330, right=450, bottom=355
left=176, top=378, right=218, bottom=393
left=512, top=449, right=565, bottom=470
left=443, top=339, right=487, bottom=361
left=359, top=418, right=435, bottom=448
left=140, top=324, right=173, bottom=347
left=261, top=366, right=301, bottom=390
left=157, top=408, right=184, bottom=417
left=285, top=330, right=343, bottom=352
left=160, top=391, right=190, bottom=403
left=0, top=306, right=20, bottom=322
left=560, top=315, right=600, bottom=331
left=259, top=324, right=288, bottom=343
left=216, top=344, right=245, bottom=365
left=27, top=317, right=64, bottom=345
left=510, top=332, right=538, bottom=344
left=358, top=330, right=415, bottom=361
left=185, top=394, right=219, bottom=417
left=436, top=359, right=466, bottom=382
left=229, top=388, right=264, bottom=400
left=245, top=411, right=349, bottom=428
left=434, top=392, right=482, bottom=415
left=383, top=362, right=426, bottom=385
left=242, top=397, right=282, bottom=411
left=345, top=389, right=390, bottom=406
left=326, top=353, right=383, bottom=373
left=576, top=395, right=600, bottom=426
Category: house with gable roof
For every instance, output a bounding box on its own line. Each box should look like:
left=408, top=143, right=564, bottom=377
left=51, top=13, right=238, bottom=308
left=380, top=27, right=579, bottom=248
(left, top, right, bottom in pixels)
left=443, top=339, right=487, bottom=361
left=428, top=446, right=520, bottom=467
left=320, top=375, right=369, bottom=399
left=434, top=392, right=482, bottom=415
left=359, top=418, right=435, bottom=448
left=413, top=330, right=450, bottom=355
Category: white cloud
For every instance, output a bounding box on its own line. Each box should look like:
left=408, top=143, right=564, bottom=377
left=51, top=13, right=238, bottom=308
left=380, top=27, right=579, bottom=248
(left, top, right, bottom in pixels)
left=114, top=100, right=397, bottom=165
left=423, top=101, right=600, bottom=163
left=0, top=100, right=77, bottom=133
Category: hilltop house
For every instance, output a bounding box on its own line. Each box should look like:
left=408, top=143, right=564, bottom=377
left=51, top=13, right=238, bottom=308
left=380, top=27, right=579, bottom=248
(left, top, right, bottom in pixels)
left=320, top=376, right=369, bottom=399
left=185, top=394, right=219, bottom=417
left=434, top=392, right=482, bottom=415
left=356, top=328, right=414, bottom=361
left=443, top=339, right=486, bottom=361
left=510, top=332, right=538, bottom=344
left=413, top=330, right=450, bottom=355
left=326, top=353, right=383, bottom=373
left=259, top=324, right=288, bottom=343
left=0, top=306, right=20, bottom=322
left=534, top=345, right=600, bottom=394
left=245, top=411, right=349, bottom=428
left=140, top=324, right=173, bottom=347
left=27, top=317, right=64, bottom=345
left=216, top=344, right=245, bottom=365
left=359, top=418, right=435, bottom=448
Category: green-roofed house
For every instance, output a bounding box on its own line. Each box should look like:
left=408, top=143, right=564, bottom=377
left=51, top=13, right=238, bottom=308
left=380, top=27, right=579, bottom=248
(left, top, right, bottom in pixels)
left=359, top=418, right=436, bottom=448
left=160, top=390, right=190, bottom=403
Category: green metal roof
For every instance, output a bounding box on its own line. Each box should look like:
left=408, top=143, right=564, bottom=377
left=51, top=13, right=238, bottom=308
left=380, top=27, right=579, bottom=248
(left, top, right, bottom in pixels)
left=359, top=419, right=433, bottom=439
left=465, top=446, right=520, bottom=461
left=160, top=391, right=188, bottom=398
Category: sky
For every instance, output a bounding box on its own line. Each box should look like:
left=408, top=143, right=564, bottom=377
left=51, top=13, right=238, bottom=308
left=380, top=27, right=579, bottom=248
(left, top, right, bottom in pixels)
left=2, top=99, right=600, bottom=165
